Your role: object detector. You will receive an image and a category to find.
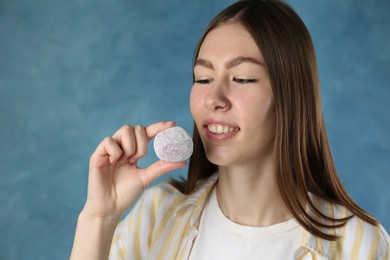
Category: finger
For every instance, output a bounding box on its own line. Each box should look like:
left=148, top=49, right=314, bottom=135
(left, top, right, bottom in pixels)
left=145, top=121, right=176, bottom=141
left=112, top=125, right=136, bottom=160
left=129, top=125, right=148, bottom=163
left=140, top=160, right=187, bottom=189
left=90, top=137, right=123, bottom=167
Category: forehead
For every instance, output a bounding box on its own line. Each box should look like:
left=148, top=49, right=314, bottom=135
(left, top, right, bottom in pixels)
left=198, top=23, right=263, bottom=61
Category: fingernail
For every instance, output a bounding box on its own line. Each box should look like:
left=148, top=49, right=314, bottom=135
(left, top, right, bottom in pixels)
left=164, top=121, right=176, bottom=126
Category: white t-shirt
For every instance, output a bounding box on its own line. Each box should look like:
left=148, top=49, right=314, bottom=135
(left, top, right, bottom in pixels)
left=189, top=187, right=303, bottom=260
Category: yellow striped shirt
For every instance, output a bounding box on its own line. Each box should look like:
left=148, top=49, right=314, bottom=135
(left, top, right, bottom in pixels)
left=109, top=174, right=390, bottom=259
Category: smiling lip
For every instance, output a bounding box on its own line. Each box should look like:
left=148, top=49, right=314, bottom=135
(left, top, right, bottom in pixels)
left=203, top=119, right=240, bottom=141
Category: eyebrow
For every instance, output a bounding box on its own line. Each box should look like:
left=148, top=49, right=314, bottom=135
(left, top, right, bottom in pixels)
left=194, top=56, right=264, bottom=70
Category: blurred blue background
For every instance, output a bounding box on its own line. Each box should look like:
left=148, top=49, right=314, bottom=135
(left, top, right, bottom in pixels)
left=0, top=0, right=389, bottom=258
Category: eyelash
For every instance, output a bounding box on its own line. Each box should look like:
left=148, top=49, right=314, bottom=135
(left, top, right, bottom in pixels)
left=194, top=79, right=213, bottom=84
left=233, top=77, right=257, bottom=84
left=194, top=78, right=257, bottom=84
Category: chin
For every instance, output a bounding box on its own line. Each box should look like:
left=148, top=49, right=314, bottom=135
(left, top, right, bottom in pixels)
left=204, top=148, right=236, bottom=167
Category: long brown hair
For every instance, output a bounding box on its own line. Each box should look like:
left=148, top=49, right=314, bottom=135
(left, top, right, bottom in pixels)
left=171, top=0, right=378, bottom=240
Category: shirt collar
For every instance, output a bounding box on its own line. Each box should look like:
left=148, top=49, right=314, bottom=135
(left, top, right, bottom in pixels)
left=296, top=229, right=337, bottom=259
left=174, top=173, right=218, bottom=215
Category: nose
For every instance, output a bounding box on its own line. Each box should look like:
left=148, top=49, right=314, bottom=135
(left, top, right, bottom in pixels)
left=204, top=81, right=231, bottom=111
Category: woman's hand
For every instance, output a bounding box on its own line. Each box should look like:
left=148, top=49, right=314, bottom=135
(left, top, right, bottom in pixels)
left=83, top=121, right=186, bottom=218
left=71, top=121, right=186, bottom=260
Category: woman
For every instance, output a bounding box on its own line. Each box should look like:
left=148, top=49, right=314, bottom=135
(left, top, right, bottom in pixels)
left=71, top=0, right=390, bottom=259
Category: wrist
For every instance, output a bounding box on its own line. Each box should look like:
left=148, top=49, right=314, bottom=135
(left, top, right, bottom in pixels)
left=71, top=211, right=121, bottom=260
left=78, top=209, right=122, bottom=228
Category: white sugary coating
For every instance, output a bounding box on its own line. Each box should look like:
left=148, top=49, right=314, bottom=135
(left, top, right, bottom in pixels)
left=154, top=126, right=193, bottom=162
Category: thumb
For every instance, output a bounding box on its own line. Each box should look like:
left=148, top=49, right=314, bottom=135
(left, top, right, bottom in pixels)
left=141, top=160, right=187, bottom=188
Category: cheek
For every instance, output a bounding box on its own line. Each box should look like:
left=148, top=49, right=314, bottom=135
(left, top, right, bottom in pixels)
left=239, top=92, right=275, bottom=127
left=189, top=86, right=203, bottom=118
left=257, top=99, right=276, bottom=138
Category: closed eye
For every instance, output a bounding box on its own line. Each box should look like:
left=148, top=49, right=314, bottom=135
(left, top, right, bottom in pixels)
left=194, top=79, right=213, bottom=84
left=233, top=77, right=258, bottom=84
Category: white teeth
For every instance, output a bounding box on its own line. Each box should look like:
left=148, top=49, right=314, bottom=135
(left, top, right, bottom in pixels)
left=207, top=124, right=239, bottom=134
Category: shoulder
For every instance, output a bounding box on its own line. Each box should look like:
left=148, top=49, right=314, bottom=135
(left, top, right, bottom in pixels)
left=124, top=173, right=218, bottom=222
left=311, top=195, right=390, bottom=258
left=114, top=174, right=218, bottom=236
left=114, top=182, right=186, bottom=233
left=140, top=174, right=218, bottom=215
left=109, top=182, right=189, bottom=259
left=341, top=214, right=390, bottom=258
left=139, top=181, right=188, bottom=215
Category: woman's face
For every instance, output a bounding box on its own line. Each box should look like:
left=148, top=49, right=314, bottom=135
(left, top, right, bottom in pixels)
left=190, top=23, right=275, bottom=168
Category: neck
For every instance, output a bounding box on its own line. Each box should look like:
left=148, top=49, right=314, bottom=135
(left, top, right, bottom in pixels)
left=216, top=159, right=291, bottom=227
